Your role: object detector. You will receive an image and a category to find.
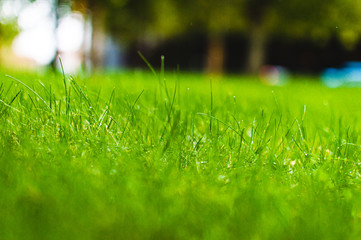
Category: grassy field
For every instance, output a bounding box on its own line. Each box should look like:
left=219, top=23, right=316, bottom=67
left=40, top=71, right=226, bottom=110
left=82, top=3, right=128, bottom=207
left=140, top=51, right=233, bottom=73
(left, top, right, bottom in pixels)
left=1, top=68, right=361, bottom=239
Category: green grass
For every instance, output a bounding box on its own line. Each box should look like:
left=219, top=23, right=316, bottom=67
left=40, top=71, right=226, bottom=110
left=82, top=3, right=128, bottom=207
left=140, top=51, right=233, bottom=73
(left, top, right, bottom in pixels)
left=1, top=68, right=361, bottom=239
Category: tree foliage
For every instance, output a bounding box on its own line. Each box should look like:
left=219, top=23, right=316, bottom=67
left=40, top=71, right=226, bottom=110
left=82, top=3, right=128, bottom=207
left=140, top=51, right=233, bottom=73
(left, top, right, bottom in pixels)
left=0, top=20, right=18, bottom=45
left=0, top=0, right=19, bottom=46
left=270, top=0, right=361, bottom=48
left=16, top=0, right=361, bottom=71
left=70, top=0, right=361, bottom=50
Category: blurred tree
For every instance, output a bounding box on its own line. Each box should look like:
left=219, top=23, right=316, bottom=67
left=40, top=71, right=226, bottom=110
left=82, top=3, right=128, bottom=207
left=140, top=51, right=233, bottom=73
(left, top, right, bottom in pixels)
left=0, top=1, right=19, bottom=66
left=174, top=0, right=244, bottom=74
left=58, top=0, right=361, bottom=73
left=71, top=0, right=110, bottom=70
left=241, top=0, right=361, bottom=73
left=0, top=0, right=19, bottom=46
left=0, top=20, right=18, bottom=46
left=174, top=0, right=361, bottom=74
left=23, top=0, right=74, bottom=69
left=51, top=0, right=72, bottom=69
left=71, top=0, right=185, bottom=70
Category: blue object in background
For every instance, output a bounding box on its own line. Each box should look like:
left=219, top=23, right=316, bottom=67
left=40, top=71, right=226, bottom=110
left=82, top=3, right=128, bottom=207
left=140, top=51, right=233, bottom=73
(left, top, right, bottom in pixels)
left=322, top=62, right=361, bottom=88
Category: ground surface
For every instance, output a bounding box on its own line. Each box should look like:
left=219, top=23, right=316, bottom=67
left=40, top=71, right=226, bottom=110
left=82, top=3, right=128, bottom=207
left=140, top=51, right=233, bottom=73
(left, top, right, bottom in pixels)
left=1, top=69, right=361, bottom=239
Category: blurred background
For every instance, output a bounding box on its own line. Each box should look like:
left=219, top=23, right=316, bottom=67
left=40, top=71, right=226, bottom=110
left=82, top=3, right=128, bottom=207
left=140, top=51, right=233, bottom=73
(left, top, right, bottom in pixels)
left=1, top=0, right=361, bottom=76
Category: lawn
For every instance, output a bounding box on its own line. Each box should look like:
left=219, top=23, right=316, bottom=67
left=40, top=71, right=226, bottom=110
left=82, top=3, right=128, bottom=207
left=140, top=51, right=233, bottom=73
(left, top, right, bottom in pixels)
left=1, top=68, right=361, bottom=239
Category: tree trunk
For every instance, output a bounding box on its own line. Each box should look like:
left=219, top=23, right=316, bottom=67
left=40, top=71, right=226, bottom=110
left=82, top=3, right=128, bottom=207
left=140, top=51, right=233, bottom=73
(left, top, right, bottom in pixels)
left=72, top=1, right=92, bottom=72
left=246, top=25, right=268, bottom=74
left=205, top=34, right=225, bottom=75
left=89, top=8, right=107, bottom=71
left=50, top=0, right=60, bottom=71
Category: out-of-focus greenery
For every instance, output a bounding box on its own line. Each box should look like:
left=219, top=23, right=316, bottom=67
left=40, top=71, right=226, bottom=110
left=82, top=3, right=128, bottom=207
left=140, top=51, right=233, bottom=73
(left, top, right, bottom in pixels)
left=69, top=0, right=361, bottom=72
left=6, top=0, right=361, bottom=72
left=274, top=0, right=361, bottom=48
left=0, top=19, right=18, bottom=45
left=2, top=69, right=361, bottom=239
left=105, top=0, right=186, bottom=42
left=70, top=0, right=361, bottom=45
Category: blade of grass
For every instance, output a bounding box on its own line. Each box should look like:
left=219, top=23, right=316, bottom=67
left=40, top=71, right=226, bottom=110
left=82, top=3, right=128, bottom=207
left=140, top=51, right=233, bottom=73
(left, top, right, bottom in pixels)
left=138, top=51, right=159, bottom=81
left=6, top=75, right=52, bottom=111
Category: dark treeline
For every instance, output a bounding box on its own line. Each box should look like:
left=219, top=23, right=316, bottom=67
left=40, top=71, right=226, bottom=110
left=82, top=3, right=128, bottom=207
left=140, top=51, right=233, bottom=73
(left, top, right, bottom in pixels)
left=127, top=34, right=361, bottom=74
left=1, top=0, right=361, bottom=74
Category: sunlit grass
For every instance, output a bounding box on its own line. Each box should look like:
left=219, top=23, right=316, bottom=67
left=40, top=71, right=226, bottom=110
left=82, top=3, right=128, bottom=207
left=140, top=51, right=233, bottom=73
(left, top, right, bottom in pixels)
left=1, top=69, right=361, bottom=239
